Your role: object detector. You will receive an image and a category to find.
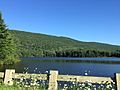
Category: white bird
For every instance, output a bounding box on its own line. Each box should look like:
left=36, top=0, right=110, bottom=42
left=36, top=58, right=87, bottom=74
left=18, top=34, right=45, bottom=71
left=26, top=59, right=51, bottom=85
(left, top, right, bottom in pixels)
left=85, top=72, right=88, bottom=76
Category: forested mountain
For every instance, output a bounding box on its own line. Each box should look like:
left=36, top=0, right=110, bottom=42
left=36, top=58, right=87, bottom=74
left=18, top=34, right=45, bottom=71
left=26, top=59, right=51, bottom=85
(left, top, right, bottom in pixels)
left=10, top=30, right=120, bottom=57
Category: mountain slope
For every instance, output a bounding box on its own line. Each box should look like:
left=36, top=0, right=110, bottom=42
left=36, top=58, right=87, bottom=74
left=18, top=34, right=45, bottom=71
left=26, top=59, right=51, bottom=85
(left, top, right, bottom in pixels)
left=10, top=30, right=120, bottom=57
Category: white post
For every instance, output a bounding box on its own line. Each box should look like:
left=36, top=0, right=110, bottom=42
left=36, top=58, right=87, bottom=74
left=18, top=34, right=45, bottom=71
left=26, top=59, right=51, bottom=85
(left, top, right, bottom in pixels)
left=48, top=70, right=58, bottom=90
left=116, top=73, right=120, bottom=90
left=4, top=69, right=15, bottom=85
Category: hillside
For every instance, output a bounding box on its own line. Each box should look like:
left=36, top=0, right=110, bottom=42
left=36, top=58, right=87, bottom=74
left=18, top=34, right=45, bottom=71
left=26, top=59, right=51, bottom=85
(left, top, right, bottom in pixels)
left=10, top=30, right=120, bottom=57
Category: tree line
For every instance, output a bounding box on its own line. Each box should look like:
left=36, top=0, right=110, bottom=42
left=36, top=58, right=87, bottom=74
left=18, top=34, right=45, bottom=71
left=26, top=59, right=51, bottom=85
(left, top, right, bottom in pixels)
left=19, top=48, right=120, bottom=58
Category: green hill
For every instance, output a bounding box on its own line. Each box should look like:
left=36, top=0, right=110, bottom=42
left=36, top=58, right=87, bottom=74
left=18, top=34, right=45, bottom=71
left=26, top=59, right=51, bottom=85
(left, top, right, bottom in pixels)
left=10, top=30, right=120, bottom=57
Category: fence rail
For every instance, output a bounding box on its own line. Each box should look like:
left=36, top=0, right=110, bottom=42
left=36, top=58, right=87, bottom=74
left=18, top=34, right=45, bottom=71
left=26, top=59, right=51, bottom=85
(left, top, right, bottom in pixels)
left=57, top=75, right=113, bottom=83
left=0, top=72, right=4, bottom=78
left=14, top=73, right=47, bottom=80
left=0, top=69, right=120, bottom=90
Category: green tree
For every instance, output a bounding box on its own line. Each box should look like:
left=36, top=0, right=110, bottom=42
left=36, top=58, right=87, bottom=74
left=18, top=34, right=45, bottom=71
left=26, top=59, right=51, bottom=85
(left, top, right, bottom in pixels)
left=0, top=12, right=19, bottom=64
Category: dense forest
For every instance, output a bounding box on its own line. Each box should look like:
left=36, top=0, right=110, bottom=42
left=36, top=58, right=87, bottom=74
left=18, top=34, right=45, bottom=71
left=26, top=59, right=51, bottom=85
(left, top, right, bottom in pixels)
left=10, top=30, right=120, bottom=57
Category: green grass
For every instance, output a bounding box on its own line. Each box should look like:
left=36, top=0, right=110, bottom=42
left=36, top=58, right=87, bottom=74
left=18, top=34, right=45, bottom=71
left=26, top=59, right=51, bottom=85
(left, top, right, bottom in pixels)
left=0, top=85, right=45, bottom=90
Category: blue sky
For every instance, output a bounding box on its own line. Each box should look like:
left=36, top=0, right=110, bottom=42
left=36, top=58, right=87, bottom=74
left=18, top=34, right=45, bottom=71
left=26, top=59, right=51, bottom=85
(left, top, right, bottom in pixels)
left=0, top=0, right=120, bottom=45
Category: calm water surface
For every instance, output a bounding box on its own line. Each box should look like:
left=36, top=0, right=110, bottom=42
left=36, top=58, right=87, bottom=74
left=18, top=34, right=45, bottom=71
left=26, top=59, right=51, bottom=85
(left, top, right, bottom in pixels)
left=1, top=57, right=120, bottom=78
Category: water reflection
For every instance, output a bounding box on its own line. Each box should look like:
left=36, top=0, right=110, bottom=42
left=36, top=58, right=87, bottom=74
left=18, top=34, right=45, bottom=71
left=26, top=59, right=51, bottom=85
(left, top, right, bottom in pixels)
left=0, top=58, right=120, bottom=78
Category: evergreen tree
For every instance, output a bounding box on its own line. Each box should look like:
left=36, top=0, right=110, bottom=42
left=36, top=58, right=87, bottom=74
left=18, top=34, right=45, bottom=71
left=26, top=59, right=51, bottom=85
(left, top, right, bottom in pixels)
left=0, top=12, right=19, bottom=64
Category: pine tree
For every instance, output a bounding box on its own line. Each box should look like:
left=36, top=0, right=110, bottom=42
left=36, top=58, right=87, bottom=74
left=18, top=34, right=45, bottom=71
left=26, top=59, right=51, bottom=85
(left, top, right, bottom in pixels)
left=0, top=12, right=19, bottom=64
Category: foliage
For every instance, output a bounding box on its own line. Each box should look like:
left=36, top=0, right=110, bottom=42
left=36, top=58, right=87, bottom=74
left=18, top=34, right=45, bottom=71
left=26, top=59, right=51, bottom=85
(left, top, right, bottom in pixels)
left=0, top=78, right=116, bottom=90
left=9, top=30, right=120, bottom=57
left=0, top=12, right=19, bottom=64
left=58, top=81, right=116, bottom=90
left=0, top=85, right=45, bottom=90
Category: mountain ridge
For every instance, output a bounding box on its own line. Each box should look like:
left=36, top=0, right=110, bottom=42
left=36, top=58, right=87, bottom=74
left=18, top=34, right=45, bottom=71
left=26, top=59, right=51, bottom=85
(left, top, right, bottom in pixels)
left=12, top=30, right=120, bottom=46
left=9, top=30, right=120, bottom=57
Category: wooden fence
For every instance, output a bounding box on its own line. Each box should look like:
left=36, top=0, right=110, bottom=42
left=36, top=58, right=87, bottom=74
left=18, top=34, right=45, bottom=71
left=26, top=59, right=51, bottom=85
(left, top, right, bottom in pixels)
left=0, top=69, right=120, bottom=90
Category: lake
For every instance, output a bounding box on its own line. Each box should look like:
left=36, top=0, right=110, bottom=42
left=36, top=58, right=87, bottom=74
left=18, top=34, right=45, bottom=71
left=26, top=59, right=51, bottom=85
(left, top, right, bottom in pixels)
left=1, top=57, right=120, bottom=78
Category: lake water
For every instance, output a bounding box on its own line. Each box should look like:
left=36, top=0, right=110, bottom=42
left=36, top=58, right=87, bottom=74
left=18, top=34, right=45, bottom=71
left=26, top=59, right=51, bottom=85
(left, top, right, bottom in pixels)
left=1, top=57, right=120, bottom=78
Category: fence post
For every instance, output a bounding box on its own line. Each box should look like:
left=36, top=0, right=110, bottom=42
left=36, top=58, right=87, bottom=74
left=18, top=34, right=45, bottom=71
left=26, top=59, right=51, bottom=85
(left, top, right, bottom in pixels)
left=48, top=70, right=58, bottom=90
left=4, top=69, right=15, bottom=85
left=116, top=73, right=120, bottom=90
